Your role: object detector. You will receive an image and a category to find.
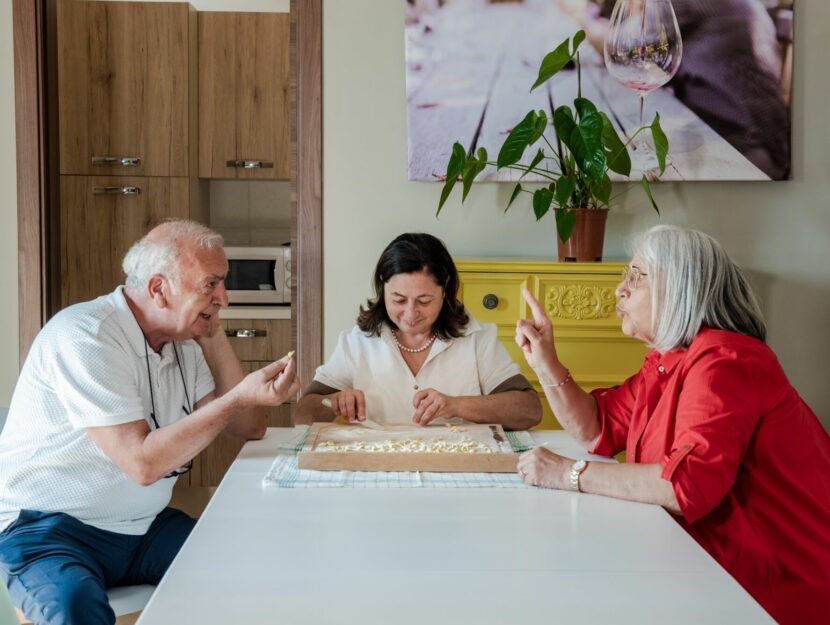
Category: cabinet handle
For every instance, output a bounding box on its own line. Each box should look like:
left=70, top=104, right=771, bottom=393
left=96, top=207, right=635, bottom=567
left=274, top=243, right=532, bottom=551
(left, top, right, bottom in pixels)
left=482, top=294, right=499, bottom=310
left=91, top=156, right=141, bottom=167
left=225, top=329, right=267, bottom=338
left=92, top=186, right=141, bottom=195
left=226, top=160, right=274, bottom=169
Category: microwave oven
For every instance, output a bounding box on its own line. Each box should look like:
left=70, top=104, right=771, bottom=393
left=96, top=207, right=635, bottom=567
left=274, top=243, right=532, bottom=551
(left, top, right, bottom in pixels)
left=224, top=246, right=291, bottom=304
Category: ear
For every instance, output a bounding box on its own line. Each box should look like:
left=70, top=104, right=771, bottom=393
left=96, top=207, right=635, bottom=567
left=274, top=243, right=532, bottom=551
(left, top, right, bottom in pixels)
left=147, top=275, right=168, bottom=308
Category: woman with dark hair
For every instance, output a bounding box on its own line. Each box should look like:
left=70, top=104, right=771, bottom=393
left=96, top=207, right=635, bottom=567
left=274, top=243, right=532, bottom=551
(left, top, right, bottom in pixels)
left=515, top=225, right=830, bottom=625
left=295, top=233, right=541, bottom=429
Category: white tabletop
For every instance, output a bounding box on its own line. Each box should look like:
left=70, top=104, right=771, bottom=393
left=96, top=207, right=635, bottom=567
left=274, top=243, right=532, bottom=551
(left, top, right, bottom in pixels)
left=137, top=428, right=773, bottom=624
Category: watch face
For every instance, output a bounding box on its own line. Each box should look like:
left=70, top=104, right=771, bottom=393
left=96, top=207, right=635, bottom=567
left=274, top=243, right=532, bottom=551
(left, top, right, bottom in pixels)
left=574, top=460, right=587, bottom=471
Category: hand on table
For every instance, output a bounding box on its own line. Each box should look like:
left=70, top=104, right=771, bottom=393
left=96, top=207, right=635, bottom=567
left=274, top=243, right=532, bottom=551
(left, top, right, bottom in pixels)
left=517, top=446, right=573, bottom=489
left=412, top=388, right=456, bottom=426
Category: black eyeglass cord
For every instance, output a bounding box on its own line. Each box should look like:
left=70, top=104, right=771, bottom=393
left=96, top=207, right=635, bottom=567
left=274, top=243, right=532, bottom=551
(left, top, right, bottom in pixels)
left=143, top=337, right=192, bottom=430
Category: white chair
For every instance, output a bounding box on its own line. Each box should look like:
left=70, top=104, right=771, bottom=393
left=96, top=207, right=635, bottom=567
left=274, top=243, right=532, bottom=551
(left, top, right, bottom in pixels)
left=2, top=581, right=19, bottom=625
left=1, top=409, right=156, bottom=624
left=15, top=585, right=156, bottom=624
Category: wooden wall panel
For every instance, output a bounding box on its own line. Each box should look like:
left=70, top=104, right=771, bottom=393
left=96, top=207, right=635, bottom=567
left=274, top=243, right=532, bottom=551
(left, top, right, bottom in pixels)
left=291, top=0, right=323, bottom=392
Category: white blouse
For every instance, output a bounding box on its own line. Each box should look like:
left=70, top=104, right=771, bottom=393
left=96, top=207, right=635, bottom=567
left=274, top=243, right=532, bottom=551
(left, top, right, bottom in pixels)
left=312, top=316, right=521, bottom=424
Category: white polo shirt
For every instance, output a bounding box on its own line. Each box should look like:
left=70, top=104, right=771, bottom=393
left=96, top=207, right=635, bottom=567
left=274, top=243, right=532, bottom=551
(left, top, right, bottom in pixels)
left=0, top=287, right=215, bottom=535
left=313, top=317, right=521, bottom=423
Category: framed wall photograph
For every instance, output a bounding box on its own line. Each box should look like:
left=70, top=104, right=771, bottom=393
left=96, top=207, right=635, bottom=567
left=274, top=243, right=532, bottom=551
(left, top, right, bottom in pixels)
left=404, top=0, right=794, bottom=182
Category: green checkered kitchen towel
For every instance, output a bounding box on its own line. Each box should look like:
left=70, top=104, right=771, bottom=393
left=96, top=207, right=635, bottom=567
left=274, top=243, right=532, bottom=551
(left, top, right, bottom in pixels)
left=261, top=454, right=530, bottom=489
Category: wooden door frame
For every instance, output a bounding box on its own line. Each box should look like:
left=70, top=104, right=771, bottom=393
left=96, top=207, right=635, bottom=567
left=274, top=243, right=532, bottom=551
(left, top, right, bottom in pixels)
left=13, top=0, right=323, bottom=382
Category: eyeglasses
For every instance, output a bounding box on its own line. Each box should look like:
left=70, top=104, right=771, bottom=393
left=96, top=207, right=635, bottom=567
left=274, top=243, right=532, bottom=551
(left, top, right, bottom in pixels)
left=621, top=265, right=648, bottom=291
left=144, top=339, right=194, bottom=478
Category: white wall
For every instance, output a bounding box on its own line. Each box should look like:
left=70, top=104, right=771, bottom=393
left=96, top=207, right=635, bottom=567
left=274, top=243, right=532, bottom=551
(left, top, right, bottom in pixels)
left=0, top=0, right=19, bottom=405
left=323, top=0, right=830, bottom=429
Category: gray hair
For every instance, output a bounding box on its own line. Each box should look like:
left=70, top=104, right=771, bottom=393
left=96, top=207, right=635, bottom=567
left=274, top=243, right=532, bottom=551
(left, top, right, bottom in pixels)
left=122, top=220, right=224, bottom=290
left=634, top=225, right=766, bottom=352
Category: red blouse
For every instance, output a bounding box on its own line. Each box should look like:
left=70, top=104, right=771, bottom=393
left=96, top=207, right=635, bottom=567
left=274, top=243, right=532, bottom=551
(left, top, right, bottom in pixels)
left=590, top=328, right=830, bottom=625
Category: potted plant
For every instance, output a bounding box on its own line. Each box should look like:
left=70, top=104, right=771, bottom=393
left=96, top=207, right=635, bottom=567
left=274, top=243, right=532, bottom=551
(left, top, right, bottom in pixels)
left=436, top=31, right=668, bottom=261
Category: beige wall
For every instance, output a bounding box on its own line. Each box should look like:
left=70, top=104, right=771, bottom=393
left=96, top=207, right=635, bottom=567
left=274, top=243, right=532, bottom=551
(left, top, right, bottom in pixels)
left=323, top=0, right=830, bottom=428
left=0, top=0, right=19, bottom=405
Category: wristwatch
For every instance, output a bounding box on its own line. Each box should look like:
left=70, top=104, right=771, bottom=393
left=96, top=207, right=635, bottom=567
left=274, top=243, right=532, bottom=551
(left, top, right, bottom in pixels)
left=568, top=459, right=588, bottom=492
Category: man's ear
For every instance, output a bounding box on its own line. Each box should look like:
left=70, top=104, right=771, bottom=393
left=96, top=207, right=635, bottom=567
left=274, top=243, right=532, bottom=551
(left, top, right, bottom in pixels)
left=148, top=275, right=168, bottom=308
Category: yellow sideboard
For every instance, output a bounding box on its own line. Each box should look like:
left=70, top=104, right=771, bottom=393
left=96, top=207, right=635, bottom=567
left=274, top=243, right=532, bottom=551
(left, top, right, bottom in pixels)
left=455, top=259, right=648, bottom=429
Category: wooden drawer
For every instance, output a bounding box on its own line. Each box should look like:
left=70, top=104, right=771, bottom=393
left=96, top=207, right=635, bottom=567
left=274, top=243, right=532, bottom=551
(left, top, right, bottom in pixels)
left=222, top=318, right=291, bottom=361
left=458, top=272, right=533, bottom=327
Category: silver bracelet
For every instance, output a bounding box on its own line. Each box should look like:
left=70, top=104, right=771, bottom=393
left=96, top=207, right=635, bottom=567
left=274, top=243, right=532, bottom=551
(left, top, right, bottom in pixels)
left=540, top=369, right=572, bottom=388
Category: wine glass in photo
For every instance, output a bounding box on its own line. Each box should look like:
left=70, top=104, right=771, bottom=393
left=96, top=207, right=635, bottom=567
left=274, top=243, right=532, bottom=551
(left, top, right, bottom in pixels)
left=604, top=0, right=683, bottom=166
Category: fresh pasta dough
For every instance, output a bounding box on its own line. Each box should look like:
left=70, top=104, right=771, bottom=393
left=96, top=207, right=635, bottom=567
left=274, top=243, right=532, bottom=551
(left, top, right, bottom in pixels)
left=316, top=435, right=493, bottom=454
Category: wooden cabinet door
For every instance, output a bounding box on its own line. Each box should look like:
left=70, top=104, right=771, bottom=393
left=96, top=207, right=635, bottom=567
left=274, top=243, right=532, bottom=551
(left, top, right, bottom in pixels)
left=199, top=12, right=290, bottom=179
left=60, top=175, right=189, bottom=307
left=198, top=12, right=237, bottom=179
left=235, top=12, right=290, bottom=180
left=58, top=0, right=190, bottom=177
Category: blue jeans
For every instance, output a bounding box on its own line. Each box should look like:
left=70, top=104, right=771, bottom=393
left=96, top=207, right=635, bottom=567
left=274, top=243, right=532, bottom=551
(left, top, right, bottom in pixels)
left=0, top=508, right=195, bottom=625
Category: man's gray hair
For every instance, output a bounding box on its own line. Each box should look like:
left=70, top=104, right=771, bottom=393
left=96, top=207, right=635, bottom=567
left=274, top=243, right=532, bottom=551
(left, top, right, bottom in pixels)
left=634, top=225, right=766, bottom=353
left=122, top=220, right=224, bottom=290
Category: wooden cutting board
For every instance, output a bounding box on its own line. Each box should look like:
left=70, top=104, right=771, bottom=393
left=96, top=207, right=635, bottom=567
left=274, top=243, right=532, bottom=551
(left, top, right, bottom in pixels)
left=297, top=422, right=518, bottom=473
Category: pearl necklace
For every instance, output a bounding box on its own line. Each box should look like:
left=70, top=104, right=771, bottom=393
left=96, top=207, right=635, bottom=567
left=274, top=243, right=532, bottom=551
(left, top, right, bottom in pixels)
left=392, top=330, right=436, bottom=353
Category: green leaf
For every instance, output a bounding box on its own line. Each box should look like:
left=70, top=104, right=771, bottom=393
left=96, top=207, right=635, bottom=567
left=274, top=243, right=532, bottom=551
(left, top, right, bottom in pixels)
left=640, top=175, right=660, bottom=214
left=553, top=106, right=576, bottom=149
left=590, top=173, right=612, bottom=206
left=560, top=101, right=606, bottom=184
left=573, top=97, right=598, bottom=120
left=505, top=183, right=523, bottom=212
left=599, top=112, right=631, bottom=176
left=521, top=148, right=546, bottom=179
left=531, top=38, right=572, bottom=91
left=650, top=113, right=669, bottom=175
left=529, top=110, right=548, bottom=145
left=555, top=208, right=577, bottom=242
left=497, top=111, right=537, bottom=168
left=437, top=142, right=468, bottom=214
left=532, top=188, right=553, bottom=221
left=461, top=160, right=477, bottom=202
left=571, top=30, right=586, bottom=55
left=446, top=142, right=467, bottom=180
left=554, top=174, right=576, bottom=207
left=437, top=177, right=457, bottom=215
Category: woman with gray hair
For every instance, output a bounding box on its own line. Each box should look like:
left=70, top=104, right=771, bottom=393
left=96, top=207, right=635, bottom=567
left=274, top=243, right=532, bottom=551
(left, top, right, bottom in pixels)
left=514, top=225, right=830, bottom=625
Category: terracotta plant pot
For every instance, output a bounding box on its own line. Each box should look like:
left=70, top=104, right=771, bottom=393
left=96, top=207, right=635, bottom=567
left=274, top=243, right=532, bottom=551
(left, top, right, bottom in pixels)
left=555, top=208, right=609, bottom=262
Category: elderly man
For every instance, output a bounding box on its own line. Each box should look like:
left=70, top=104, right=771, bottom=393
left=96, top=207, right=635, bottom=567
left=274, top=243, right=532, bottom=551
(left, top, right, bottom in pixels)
left=0, top=220, right=300, bottom=625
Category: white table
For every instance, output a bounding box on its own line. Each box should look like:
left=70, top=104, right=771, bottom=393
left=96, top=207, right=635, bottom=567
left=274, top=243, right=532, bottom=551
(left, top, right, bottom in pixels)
left=137, top=428, right=773, bottom=624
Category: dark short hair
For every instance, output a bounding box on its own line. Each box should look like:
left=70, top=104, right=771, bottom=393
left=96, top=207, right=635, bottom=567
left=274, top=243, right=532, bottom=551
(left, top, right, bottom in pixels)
left=357, top=233, right=468, bottom=339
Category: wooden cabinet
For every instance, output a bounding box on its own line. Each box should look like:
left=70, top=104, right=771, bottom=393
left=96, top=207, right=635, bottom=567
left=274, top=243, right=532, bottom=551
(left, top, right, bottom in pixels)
left=198, top=12, right=290, bottom=179
left=185, top=317, right=293, bottom=488
left=57, top=0, right=197, bottom=177
left=56, top=1, right=205, bottom=308
left=456, top=259, right=648, bottom=429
